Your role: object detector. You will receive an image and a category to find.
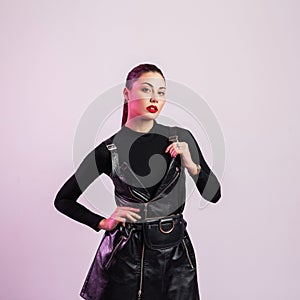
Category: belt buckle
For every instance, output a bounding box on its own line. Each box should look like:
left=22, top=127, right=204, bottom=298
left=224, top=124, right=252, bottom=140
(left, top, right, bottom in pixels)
left=159, top=218, right=175, bottom=234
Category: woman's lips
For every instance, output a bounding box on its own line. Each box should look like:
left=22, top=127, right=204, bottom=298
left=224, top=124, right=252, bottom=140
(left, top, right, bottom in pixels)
left=146, top=105, right=158, bottom=113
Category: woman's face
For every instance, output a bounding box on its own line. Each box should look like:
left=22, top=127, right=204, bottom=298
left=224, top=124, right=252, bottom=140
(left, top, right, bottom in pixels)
left=123, top=71, right=166, bottom=121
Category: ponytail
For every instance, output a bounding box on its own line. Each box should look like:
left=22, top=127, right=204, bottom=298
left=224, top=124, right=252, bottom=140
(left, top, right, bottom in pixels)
left=121, top=98, right=128, bottom=127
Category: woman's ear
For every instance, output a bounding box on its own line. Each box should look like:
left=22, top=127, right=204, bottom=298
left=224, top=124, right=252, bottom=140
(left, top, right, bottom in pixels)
left=123, top=87, right=129, bottom=102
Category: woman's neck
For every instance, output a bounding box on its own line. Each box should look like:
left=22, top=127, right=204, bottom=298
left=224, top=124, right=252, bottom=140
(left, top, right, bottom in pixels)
left=124, top=118, right=155, bottom=133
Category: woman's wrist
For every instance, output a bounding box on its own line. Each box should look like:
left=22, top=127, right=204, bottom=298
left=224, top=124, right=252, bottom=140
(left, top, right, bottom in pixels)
left=187, top=162, right=201, bottom=176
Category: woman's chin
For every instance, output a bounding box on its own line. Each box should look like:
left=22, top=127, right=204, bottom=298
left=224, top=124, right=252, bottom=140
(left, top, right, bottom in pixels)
left=143, top=114, right=159, bottom=121
left=138, top=113, right=159, bottom=120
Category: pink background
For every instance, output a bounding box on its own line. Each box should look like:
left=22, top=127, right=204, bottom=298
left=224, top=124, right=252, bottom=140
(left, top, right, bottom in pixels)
left=1, top=0, right=299, bottom=299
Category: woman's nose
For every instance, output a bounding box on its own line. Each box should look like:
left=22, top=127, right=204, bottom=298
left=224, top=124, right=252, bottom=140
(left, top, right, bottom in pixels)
left=150, top=94, right=159, bottom=102
left=150, top=97, right=158, bottom=103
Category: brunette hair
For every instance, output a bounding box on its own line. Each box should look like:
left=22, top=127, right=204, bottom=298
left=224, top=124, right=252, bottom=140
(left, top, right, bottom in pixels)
left=121, top=63, right=165, bottom=127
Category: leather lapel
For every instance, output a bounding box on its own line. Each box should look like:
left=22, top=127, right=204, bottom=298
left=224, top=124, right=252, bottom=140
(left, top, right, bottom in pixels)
left=128, top=156, right=181, bottom=202
left=149, top=156, right=181, bottom=201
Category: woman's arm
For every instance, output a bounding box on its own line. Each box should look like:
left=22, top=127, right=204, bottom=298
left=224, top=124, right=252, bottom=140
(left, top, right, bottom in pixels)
left=180, top=128, right=222, bottom=203
left=54, top=142, right=111, bottom=231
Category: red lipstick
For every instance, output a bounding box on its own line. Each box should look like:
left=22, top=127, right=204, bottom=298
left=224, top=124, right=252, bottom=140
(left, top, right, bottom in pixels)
left=146, top=105, right=158, bottom=113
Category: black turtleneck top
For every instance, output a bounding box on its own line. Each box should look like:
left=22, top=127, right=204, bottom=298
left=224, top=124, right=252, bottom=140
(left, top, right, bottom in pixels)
left=54, top=120, right=221, bottom=232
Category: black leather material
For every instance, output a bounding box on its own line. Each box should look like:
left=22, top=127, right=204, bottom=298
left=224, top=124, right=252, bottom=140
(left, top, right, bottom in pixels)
left=80, top=224, right=200, bottom=300
left=142, top=214, right=186, bottom=250
left=80, top=125, right=200, bottom=299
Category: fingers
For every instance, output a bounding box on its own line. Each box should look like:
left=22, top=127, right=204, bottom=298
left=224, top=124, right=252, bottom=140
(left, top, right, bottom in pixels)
left=114, top=211, right=139, bottom=223
left=119, top=206, right=140, bottom=212
left=123, top=211, right=141, bottom=219
left=165, top=143, right=179, bottom=153
left=112, top=216, right=127, bottom=224
left=105, top=209, right=141, bottom=231
left=126, top=212, right=141, bottom=222
left=118, top=207, right=141, bottom=221
left=165, top=142, right=182, bottom=157
left=113, top=207, right=142, bottom=224
left=169, top=148, right=178, bottom=158
left=123, top=210, right=141, bottom=222
left=165, top=144, right=172, bottom=153
left=165, top=142, right=190, bottom=158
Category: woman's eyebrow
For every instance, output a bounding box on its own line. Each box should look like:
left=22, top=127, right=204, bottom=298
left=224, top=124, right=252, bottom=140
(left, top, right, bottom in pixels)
left=141, top=82, right=166, bottom=89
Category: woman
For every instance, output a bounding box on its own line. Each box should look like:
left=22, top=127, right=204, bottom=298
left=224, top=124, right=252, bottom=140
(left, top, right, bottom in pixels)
left=54, top=63, right=221, bottom=300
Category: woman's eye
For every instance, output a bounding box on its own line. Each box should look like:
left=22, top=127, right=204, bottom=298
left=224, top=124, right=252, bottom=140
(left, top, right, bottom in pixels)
left=142, top=87, right=151, bottom=93
left=158, top=91, right=165, bottom=96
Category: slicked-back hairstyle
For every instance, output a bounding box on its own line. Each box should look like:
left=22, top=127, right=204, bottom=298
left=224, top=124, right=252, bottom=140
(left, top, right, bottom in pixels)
left=121, top=63, right=165, bottom=127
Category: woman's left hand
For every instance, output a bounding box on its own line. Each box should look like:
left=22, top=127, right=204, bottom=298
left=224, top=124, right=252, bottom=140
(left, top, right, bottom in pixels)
left=165, top=141, right=194, bottom=169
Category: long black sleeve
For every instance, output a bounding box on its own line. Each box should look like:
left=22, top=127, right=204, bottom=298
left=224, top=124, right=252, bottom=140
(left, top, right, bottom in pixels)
left=54, top=123, right=221, bottom=233
left=54, top=142, right=111, bottom=232
left=180, top=128, right=222, bottom=203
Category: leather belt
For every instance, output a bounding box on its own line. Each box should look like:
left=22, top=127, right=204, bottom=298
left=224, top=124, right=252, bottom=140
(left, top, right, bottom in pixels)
left=123, top=213, right=183, bottom=231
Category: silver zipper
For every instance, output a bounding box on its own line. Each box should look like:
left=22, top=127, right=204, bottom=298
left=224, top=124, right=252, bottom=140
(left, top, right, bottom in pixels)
left=144, top=202, right=148, bottom=219
left=137, top=240, right=145, bottom=300
left=129, top=187, right=149, bottom=202
left=182, top=238, right=194, bottom=269
left=104, top=235, right=125, bottom=269
left=129, top=170, right=179, bottom=220
left=128, top=169, right=179, bottom=203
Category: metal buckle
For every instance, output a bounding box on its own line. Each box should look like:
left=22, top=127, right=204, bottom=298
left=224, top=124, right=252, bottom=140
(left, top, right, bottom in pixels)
left=159, top=218, right=175, bottom=234
left=107, top=143, right=117, bottom=151
left=168, top=135, right=179, bottom=143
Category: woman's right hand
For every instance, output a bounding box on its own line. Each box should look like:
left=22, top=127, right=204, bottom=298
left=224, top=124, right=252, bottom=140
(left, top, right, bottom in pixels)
left=98, top=206, right=141, bottom=231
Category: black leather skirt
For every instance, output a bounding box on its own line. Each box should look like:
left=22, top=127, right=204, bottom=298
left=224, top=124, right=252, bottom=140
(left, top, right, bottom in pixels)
left=80, top=220, right=200, bottom=300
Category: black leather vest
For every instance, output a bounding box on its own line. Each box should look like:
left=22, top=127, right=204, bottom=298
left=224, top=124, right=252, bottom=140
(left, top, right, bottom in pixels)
left=104, top=125, right=186, bottom=222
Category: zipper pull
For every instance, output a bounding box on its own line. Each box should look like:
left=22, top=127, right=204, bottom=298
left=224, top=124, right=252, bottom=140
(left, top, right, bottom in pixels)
left=144, top=202, right=148, bottom=219
left=137, top=289, right=142, bottom=300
